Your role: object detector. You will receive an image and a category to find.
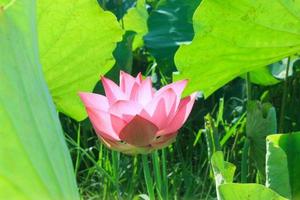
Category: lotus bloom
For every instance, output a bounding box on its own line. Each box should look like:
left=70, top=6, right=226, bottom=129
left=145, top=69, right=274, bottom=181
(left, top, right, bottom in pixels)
left=79, top=71, right=197, bottom=154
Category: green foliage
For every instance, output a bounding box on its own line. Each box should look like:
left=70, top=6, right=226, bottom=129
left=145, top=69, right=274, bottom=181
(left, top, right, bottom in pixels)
left=211, top=152, right=287, bottom=200
left=175, top=0, right=300, bottom=97
left=144, top=0, right=201, bottom=49
left=123, top=0, right=148, bottom=49
left=267, top=132, right=300, bottom=200
left=211, top=152, right=236, bottom=199
left=211, top=152, right=236, bottom=186
left=144, top=0, right=201, bottom=77
left=38, top=0, right=123, bottom=121
left=247, top=67, right=280, bottom=86
left=204, top=114, right=221, bottom=158
left=112, top=31, right=135, bottom=73
left=219, top=184, right=288, bottom=200
left=0, top=1, right=79, bottom=199
left=246, top=101, right=277, bottom=177
left=266, top=141, right=291, bottom=199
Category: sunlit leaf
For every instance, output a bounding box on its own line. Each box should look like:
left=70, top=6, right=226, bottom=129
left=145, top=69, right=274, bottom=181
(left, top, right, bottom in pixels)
left=38, top=0, right=123, bottom=121
left=0, top=0, right=79, bottom=199
left=219, top=184, right=288, bottom=200
left=266, top=141, right=291, bottom=199
left=267, top=132, right=300, bottom=199
left=175, top=0, right=300, bottom=97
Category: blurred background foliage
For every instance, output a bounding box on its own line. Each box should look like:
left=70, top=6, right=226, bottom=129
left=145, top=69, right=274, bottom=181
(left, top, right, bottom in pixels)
left=57, top=0, right=300, bottom=199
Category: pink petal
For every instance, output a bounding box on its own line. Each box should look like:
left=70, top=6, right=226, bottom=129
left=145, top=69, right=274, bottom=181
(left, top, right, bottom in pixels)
left=109, top=100, right=143, bottom=122
left=110, top=114, right=127, bottom=135
left=155, top=79, right=188, bottom=98
left=129, top=82, right=140, bottom=101
left=136, top=72, right=143, bottom=84
left=101, top=76, right=126, bottom=104
left=137, top=77, right=153, bottom=106
left=120, top=71, right=138, bottom=96
left=158, top=92, right=197, bottom=135
left=119, top=115, right=158, bottom=146
left=141, top=88, right=177, bottom=129
left=79, top=92, right=109, bottom=112
left=154, top=80, right=188, bottom=118
left=145, top=88, right=177, bottom=116
left=85, top=107, right=122, bottom=141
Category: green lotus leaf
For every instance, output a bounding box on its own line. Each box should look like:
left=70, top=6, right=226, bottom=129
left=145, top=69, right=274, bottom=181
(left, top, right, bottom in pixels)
left=38, top=0, right=123, bottom=121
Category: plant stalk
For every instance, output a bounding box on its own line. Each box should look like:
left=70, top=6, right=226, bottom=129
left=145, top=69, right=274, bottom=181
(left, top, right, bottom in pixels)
left=242, top=72, right=251, bottom=183
left=112, top=151, right=121, bottom=199
left=152, top=151, right=162, bottom=199
left=162, top=149, right=168, bottom=200
left=74, top=124, right=81, bottom=176
left=142, top=154, right=155, bottom=200
left=246, top=72, right=252, bottom=101
left=279, top=57, right=291, bottom=133
left=241, top=138, right=250, bottom=183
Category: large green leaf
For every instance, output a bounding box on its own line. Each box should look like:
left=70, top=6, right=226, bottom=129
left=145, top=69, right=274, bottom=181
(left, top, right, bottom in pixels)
left=38, top=0, right=123, bottom=121
left=246, top=101, right=277, bottom=177
left=219, top=184, right=288, bottom=200
left=175, top=0, right=300, bottom=97
left=0, top=0, right=79, bottom=199
left=267, top=132, right=300, bottom=200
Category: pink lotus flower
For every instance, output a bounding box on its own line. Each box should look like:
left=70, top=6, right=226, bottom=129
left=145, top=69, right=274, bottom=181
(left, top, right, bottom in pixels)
left=79, top=71, right=197, bottom=154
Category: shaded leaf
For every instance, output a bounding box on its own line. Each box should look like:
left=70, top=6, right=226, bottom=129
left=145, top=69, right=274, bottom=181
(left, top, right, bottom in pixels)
left=144, top=0, right=201, bottom=49
left=247, top=101, right=277, bottom=177
left=144, top=0, right=201, bottom=77
left=113, top=31, right=135, bottom=73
